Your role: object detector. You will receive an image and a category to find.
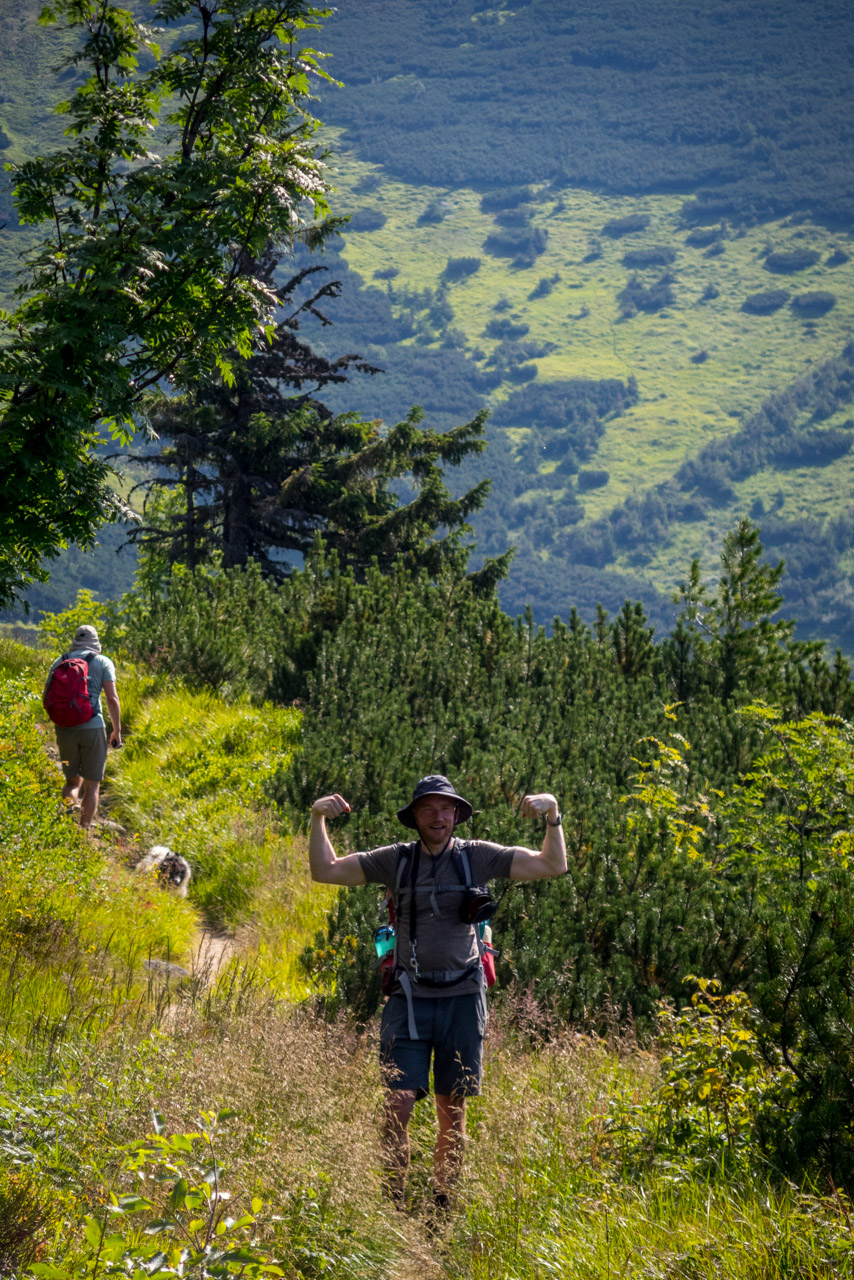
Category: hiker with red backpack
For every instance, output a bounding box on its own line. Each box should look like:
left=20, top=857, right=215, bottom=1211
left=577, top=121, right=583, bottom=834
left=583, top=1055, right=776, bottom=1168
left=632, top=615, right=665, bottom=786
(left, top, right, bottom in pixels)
left=309, top=774, right=566, bottom=1215
left=43, top=624, right=122, bottom=829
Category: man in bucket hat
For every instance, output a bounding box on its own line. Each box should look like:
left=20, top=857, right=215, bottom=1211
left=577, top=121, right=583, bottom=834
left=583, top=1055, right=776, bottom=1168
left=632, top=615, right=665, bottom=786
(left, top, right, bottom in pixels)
left=309, top=774, right=566, bottom=1213
left=43, top=624, right=122, bottom=829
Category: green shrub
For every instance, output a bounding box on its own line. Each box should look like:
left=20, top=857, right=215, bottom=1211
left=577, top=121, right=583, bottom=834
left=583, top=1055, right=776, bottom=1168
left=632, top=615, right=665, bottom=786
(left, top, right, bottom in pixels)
left=479, top=186, right=534, bottom=212
left=741, top=289, right=790, bottom=314
left=416, top=199, right=445, bottom=225
left=606, top=981, right=785, bottom=1179
left=577, top=468, right=610, bottom=490
left=120, top=560, right=285, bottom=700
left=685, top=226, right=722, bottom=248
left=764, top=248, right=821, bottom=273
left=619, top=272, right=675, bottom=315
left=602, top=213, right=650, bottom=237
left=31, top=1111, right=280, bottom=1280
left=621, top=245, right=677, bottom=268
left=483, top=226, right=547, bottom=262
left=790, top=290, right=837, bottom=317
left=528, top=272, right=560, bottom=299
left=347, top=207, right=387, bottom=232
left=495, top=207, right=532, bottom=228
left=441, top=255, right=482, bottom=281
left=484, top=316, right=530, bottom=340
left=38, top=588, right=124, bottom=655
left=708, top=709, right=854, bottom=1185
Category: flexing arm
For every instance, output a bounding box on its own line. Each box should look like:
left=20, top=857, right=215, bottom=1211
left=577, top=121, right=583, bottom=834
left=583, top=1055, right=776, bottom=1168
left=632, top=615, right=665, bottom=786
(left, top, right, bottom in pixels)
left=508, top=793, right=567, bottom=881
left=309, top=794, right=367, bottom=886
left=103, top=680, right=122, bottom=747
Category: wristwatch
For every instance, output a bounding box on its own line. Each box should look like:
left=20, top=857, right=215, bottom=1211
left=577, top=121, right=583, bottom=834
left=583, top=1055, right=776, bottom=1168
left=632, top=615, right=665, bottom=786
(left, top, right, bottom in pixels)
left=547, top=811, right=562, bottom=826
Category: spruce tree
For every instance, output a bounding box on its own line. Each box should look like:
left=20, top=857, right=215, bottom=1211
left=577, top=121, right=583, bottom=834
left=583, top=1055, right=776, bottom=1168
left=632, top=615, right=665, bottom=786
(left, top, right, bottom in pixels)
left=130, top=259, right=498, bottom=578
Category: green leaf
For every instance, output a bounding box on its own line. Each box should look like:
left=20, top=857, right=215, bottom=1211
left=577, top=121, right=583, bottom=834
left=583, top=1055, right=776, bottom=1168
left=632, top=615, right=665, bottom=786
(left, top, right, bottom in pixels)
left=116, top=1193, right=154, bottom=1213
left=151, top=1110, right=166, bottom=1135
left=168, top=1177, right=189, bottom=1210
left=83, top=1218, right=105, bottom=1247
left=219, top=1249, right=264, bottom=1264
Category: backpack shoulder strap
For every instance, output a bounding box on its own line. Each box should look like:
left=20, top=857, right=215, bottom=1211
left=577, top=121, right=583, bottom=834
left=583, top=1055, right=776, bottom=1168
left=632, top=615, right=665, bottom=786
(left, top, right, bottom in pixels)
left=394, top=841, right=416, bottom=894
left=453, top=839, right=473, bottom=888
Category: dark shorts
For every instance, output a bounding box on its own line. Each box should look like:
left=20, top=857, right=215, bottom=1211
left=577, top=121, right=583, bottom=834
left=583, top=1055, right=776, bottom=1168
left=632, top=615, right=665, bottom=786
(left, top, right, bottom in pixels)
left=379, top=992, right=485, bottom=1100
left=55, top=724, right=108, bottom=783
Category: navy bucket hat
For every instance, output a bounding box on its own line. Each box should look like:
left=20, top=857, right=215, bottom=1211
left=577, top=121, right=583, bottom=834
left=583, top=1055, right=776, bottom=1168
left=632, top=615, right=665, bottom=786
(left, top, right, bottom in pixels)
left=397, top=774, right=473, bottom=830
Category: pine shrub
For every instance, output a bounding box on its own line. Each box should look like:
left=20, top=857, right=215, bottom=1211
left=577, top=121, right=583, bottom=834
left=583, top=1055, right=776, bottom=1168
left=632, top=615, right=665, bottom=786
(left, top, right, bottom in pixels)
left=764, top=248, right=820, bottom=273
left=790, top=290, right=837, bottom=317
left=741, top=289, right=790, bottom=314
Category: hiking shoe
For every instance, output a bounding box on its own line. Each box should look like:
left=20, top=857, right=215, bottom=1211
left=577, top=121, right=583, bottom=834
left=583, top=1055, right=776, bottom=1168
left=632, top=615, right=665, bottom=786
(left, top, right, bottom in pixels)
left=382, top=1175, right=406, bottom=1213
left=425, top=1189, right=453, bottom=1237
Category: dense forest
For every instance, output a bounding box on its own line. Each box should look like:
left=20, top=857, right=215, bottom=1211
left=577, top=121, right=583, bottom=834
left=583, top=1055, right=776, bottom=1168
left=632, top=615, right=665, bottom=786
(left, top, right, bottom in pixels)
left=316, top=0, right=854, bottom=229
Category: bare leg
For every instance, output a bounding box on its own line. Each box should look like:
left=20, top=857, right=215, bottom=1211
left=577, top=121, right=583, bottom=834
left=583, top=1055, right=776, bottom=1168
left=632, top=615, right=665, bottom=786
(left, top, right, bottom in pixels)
left=434, top=1094, right=466, bottom=1198
left=382, top=1089, right=416, bottom=1206
left=62, top=774, right=81, bottom=805
left=80, top=780, right=100, bottom=829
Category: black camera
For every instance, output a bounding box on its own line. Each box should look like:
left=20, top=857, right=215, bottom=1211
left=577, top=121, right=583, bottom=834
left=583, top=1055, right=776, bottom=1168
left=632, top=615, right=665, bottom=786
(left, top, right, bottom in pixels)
left=459, top=886, right=496, bottom=925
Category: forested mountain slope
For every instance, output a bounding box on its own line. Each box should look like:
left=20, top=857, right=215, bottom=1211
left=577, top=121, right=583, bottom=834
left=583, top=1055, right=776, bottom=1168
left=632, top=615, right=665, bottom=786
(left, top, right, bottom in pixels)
left=297, top=0, right=854, bottom=646
left=316, top=0, right=854, bottom=230
left=3, top=0, right=854, bottom=652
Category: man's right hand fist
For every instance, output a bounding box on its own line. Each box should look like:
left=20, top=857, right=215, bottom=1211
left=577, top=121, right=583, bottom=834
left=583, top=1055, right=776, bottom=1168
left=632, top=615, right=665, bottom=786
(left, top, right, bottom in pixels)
left=311, top=794, right=351, bottom=819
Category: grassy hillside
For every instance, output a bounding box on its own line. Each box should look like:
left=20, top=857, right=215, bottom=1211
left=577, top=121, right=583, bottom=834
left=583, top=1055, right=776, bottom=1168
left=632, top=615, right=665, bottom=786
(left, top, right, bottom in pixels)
left=300, top=152, right=854, bottom=643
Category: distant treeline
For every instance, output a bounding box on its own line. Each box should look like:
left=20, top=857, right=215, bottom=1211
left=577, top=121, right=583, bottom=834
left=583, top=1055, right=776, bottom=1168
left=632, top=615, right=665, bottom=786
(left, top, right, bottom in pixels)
left=318, top=0, right=854, bottom=228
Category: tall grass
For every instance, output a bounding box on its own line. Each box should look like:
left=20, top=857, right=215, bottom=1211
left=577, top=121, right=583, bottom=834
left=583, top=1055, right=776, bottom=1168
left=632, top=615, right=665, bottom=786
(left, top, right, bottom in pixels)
left=10, top=996, right=854, bottom=1277
left=105, top=689, right=301, bottom=931
left=0, top=647, right=197, bottom=1081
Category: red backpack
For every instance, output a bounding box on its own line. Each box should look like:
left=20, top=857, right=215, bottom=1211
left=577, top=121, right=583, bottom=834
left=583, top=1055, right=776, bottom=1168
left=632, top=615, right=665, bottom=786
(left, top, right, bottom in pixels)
left=43, top=652, right=96, bottom=728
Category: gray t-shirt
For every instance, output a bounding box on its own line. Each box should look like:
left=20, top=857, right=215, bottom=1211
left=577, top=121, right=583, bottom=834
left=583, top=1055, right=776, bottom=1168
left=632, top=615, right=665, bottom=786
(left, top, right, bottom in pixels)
left=46, top=650, right=116, bottom=730
left=359, top=838, right=515, bottom=998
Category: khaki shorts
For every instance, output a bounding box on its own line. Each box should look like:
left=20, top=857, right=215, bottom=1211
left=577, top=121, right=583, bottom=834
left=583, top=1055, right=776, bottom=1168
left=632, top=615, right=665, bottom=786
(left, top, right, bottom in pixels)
left=55, top=724, right=108, bottom=783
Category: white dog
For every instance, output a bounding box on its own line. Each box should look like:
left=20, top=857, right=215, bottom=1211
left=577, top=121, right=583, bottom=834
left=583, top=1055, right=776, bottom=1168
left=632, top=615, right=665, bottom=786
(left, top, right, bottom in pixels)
left=136, top=845, right=192, bottom=898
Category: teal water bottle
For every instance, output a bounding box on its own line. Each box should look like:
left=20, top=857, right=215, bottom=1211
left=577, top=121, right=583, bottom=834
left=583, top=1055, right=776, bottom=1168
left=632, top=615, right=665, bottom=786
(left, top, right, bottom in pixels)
left=374, top=924, right=396, bottom=958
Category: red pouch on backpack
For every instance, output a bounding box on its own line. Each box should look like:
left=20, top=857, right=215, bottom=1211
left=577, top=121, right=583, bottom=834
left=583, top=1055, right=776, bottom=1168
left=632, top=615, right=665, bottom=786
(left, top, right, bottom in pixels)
left=380, top=951, right=396, bottom=996
left=43, top=654, right=96, bottom=728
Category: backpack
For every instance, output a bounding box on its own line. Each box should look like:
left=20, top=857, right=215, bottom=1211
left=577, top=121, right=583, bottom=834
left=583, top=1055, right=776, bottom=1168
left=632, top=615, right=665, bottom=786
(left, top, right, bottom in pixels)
left=378, top=839, right=498, bottom=997
left=43, top=652, right=97, bottom=728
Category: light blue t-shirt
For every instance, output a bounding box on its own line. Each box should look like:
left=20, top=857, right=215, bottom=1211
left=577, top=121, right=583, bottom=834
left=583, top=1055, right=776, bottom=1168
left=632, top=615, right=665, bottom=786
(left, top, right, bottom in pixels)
left=47, top=650, right=116, bottom=729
